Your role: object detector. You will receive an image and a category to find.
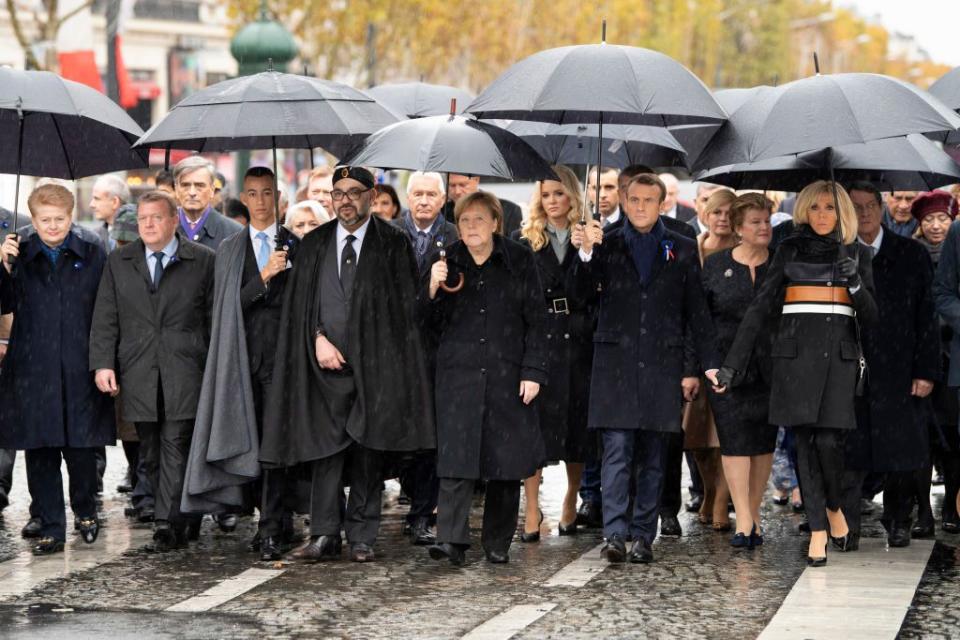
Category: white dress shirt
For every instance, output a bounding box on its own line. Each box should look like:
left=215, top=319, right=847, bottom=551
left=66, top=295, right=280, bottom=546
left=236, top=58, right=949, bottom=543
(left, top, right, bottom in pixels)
left=857, top=226, right=884, bottom=258
left=249, top=222, right=278, bottom=255
left=145, top=235, right=179, bottom=282
left=336, top=216, right=371, bottom=276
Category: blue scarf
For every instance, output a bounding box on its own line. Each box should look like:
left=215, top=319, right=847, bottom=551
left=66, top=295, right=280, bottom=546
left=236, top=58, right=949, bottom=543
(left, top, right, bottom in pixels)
left=623, top=218, right=665, bottom=285
left=39, top=237, right=69, bottom=266
left=883, top=210, right=918, bottom=238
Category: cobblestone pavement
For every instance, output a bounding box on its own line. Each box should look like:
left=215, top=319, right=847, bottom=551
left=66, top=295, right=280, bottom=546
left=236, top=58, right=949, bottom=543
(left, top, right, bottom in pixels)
left=0, top=448, right=956, bottom=639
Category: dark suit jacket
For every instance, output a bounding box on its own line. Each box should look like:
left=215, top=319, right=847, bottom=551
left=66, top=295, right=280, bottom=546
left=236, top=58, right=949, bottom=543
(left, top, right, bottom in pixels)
left=391, top=212, right=459, bottom=274
left=238, top=226, right=299, bottom=381
left=89, top=232, right=216, bottom=422
left=676, top=204, right=697, bottom=223
left=572, top=222, right=718, bottom=432
left=182, top=208, right=244, bottom=250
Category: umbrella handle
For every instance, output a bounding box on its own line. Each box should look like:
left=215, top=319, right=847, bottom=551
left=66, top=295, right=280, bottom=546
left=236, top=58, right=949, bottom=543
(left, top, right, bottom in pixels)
left=438, top=250, right=464, bottom=293
left=8, top=98, right=24, bottom=267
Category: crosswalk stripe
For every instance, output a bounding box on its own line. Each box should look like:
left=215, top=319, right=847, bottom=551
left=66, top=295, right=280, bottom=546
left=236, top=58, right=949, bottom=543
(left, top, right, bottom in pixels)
left=165, top=567, right=286, bottom=612
left=461, top=603, right=558, bottom=640
left=758, top=538, right=934, bottom=640
left=542, top=543, right=607, bottom=587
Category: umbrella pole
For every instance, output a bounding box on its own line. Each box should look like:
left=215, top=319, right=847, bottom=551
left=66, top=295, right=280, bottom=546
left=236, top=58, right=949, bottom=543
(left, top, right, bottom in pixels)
left=580, top=165, right=589, bottom=225
left=827, top=152, right=846, bottom=257
left=12, top=98, right=24, bottom=240
left=272, top=136, right=282, bottom=249
left=594, top=113, right=603, bottom=221
left=164, top=147, right=171, bottom=171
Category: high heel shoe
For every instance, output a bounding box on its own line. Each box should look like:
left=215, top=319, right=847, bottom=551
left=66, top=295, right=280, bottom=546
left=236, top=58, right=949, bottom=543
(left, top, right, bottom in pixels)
left=730, top=531, right=752, bottom=549
left=830, top=531, right=854, bottom=552
left=749, top=523, right=764, bottom=547
left=558, top=521, right=578, bottom=536
left=807, top=539, right=828, bottom=567
left=520, top=509, right=543, bottom=543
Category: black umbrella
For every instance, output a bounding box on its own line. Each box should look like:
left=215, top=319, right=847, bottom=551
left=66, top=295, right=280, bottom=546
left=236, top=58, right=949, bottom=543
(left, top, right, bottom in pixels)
left=466, top=22, right=726, bottom=219
left=695, top=133, right=960, bottom=191
left=365, top=82, right=475, bottom=119
left=494, top=120, right=689, bottom=169
left=0, top=68, right=148, bottom=234
left=930, top=66, right=960, bottom=145
left=339, top=108, right=556, bottom=181
left=134, top=69, right=400, bottom=232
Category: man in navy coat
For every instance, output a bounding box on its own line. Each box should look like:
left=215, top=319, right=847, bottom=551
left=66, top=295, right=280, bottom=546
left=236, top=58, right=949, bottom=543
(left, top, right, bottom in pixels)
left=572, top=173, right=719, bottom=564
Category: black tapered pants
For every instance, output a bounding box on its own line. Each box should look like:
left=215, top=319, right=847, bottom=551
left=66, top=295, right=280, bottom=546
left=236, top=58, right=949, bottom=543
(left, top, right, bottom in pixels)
left=309, top=444, right=383, bottom=545
left=437, top=478, right=520, bottom=554
left=135, top=384, right=193, bottom=529
left=25, top=446, right=98, bottom=541
left=659, top=432, right=684, bottom=518
left=794, top=426, right=846, bottom=532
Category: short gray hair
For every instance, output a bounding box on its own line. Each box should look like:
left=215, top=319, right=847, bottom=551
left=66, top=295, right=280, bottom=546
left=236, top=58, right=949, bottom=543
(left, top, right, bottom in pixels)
left=695, top=182, right=720, bottom=197
left=284, top=200, right=330, bottom=229
left=93, top=174, right=131, bottom=203
left=406, top=171, right=445, bottom=195
left=173, top=156, right=216, bottom=185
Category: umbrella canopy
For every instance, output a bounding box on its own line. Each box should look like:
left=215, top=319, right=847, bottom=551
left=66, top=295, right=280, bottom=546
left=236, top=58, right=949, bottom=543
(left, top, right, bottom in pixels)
left=339, top=114, right=556, bottom=180
left=0, top=68, right=147, bottom=179
left=695, top=133, right=960, bottom=192
left=693, top=75, right=960, bottom=172
left=494, top=120, right=689, bottom=169
left=930, top=66, right=960, bottom=112
left=366, top=82, right=475, bottom=119
left=466, top=43, right=726, bottom=126
left=134, top=70, right=399, bottom=155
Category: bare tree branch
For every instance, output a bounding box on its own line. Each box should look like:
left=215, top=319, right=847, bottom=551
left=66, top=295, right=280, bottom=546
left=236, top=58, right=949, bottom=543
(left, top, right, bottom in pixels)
left=57, top=0, right=94, bottom=26
left=5, top=0, right=42, bottom=69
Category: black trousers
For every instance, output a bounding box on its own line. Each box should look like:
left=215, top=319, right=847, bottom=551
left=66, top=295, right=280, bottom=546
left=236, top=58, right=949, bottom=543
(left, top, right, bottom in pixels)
left=0, top=448, right=14, bottom=495
left=794, top=426, right=846, bottom=532
left=400, top=453, right=439, bottom=525
left=309, top=444, right=383, bottom=545
left=840, top=469, right=868, bottom=535
left=660, top=432, right=684, bottom=517
left=436, top=477, right=520, bottom=554
left=135, top=385, right=193, bottom=527
left=884, top=471, right=920, bottom=525
left=25, top=447, right=98, bottom=541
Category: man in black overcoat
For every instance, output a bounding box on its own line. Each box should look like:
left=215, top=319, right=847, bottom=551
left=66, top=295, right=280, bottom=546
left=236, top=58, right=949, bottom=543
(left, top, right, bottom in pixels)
left=261, top=166, right=436, bottom=563
left=90, top=190, right=215, bottom=551
left=571, top=173, right=719, bottom=564
left=841, top=182, right=938, bottom=549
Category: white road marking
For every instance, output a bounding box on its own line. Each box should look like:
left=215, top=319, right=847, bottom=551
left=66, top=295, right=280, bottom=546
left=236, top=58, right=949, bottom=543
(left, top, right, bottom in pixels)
left=461, top=603, right=558, bottom=640
left=758, top=538, right=934, bottom=640
left=543, top=543, right=607, bottom=587
left=165, top=567, right=286, bottom=612
left=0, top=525, right=153, bottom=600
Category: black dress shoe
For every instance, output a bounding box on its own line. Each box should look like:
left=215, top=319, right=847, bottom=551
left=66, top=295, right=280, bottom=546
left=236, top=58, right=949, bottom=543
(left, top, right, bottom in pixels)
left=629, top=539, right=654, bottom=563
left=260, top=536, right=283, bottom=561
left=290, top=535, right=342, bottom=561
left=410, top=517, right=437, bottom=546
left=215, top=513, right=238, bottom=533
left=428, top=542, right=466, bottom=566
left=889, top=523, right=912, bottom=547
left=659, top=515, right=682, bottom=537
left=21, top=517, right=42, bottom=539
left=685, top=494, right=704, bottom=513
left=116, top=481, right=133, bottom=494
left=350, top=542, right=375, bottom=562
left=558, top=521, right=578, bottom=536
left=185, top=518, right=201, bottom=541
left=798, top=521, right=811, bottom=533
left=912, top=518, right=935, bottom=539
left=730, top=532, right=752, bottom=549
left=151, top=526, right=178, bottom=553
left=750, top=524, right=764, bottom=547
left=485, top=549, right=509, bottom=564
left=32, top=536, right=64, bottom=555
left=0, top=489, right=8, bottom=513
left=942, top=517, right=960, bottom=534
left=576, top=502, right=603, bottom=528
left=137, top=506, right=156, bottom=523
left=601, top=535, right=627, bottom=563
left=78, top=518, right=99, bottom=544
left=248, top=531, right=262, bottom=552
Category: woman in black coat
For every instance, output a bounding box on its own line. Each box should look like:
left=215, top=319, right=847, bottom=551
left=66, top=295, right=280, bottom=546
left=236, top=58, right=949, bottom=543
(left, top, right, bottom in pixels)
left=425, top=191, right=549, bottom=566
left=0, top=184, right=115, bottom=555
left=703, top=193, right=778, bottom=548
left=713, top=181, right=878, bottom=566
left=512, top=165, right=593, bottom=541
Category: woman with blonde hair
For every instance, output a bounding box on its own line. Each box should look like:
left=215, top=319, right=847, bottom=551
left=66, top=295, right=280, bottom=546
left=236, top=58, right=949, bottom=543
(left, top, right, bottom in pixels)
left=713, top=180, right=877, bottom=566
left=513, top=164, right=595, bottom=541
left=685, top=188, right=737, bottom=530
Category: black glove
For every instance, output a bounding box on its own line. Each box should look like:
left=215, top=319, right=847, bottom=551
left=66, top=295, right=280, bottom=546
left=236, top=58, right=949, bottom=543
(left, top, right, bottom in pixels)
left=715, top=366, right=737, bottom=389
left=836, top=257, right=861, bottom=289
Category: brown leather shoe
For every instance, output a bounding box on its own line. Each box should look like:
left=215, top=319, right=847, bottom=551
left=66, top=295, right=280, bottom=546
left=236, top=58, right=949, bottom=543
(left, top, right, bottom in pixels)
left=350, top=542, right=375, bottom=562
left=289, top=535, right=342, bottom=562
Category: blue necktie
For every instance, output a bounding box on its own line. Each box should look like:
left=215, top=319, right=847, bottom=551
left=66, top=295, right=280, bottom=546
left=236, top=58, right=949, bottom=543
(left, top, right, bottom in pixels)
left=152, top=252, right=164, bottom=291
left=256, top=231, right=271, bottom=271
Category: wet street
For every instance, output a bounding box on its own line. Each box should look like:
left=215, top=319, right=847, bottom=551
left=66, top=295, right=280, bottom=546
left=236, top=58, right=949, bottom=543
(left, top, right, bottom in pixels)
left=0, top=447, right=957, bottom=639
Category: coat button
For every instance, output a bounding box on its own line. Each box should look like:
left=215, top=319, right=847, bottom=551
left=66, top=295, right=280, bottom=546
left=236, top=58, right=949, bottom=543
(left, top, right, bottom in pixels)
left=638, top=361, right=645, bottom=368
left=825, top=317, right=831, bottom=323
left=480, top=368, right=486, bottom=374
left=641, top=293, right=648, bottom=300
left=480, top=338, right=486, bottom=344
left=480, top=308, right=485, bottom=314
left=827, top=281, right=832, bottom=287
left=640, top=328, right=647, bottom=335
left=564, top=333, right=570, bottom=339
left=823, top=352, right=829, bottom=358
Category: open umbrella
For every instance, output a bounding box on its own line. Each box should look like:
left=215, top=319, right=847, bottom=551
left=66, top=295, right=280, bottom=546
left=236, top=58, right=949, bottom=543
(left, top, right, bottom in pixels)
left=930, top=66, right=960, bottom=145
left=134, top=69, right=400, bottom=234
left=695, top=133, right=960, bottom=192
left=0, top=68, right=148, bottom=234
left=366, top=82, right=475, bottom=119
left=493, top=120, right=689, bottom=169
left=339, top=106, right=556, bottom=181
left=466, top=21, right=726, bottom=219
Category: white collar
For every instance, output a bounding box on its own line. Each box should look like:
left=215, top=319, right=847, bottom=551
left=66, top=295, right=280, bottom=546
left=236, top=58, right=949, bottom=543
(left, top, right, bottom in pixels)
left=337, top=215, right=372, bottom=245
left=249, top=222, right=277, bottom=242
left=604, top=209, right=621, bottom=226
left=858, top=226, right=884, bottom=253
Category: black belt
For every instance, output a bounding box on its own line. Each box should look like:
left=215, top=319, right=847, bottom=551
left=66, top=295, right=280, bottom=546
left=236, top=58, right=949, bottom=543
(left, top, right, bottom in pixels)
left=547, top=297, right=569, bottom=315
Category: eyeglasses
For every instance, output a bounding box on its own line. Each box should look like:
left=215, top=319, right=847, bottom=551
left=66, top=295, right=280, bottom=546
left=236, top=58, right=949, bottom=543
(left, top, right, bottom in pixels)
left=330, top=188, right=371, bottom=201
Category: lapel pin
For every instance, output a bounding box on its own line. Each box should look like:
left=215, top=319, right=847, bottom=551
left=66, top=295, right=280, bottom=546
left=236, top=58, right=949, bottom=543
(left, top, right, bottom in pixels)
left=724, top=268, right=733, bottom=278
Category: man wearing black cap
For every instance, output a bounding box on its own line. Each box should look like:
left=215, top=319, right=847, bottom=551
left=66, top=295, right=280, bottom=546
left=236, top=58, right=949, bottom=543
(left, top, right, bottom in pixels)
left=261, top=166, right=436, bottom=563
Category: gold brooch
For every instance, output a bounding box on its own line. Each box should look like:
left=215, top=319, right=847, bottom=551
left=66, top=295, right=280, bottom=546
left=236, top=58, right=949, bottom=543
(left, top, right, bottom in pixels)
left=340, top=167, right=350, bottom=178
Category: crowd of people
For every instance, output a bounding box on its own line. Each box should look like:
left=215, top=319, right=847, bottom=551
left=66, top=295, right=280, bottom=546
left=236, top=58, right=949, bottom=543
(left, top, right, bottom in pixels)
left=0, top=155, right=959, bottom=570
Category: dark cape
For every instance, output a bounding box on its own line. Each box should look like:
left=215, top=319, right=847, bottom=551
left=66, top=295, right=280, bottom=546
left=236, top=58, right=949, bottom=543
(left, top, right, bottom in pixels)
left=181, top=229, right=262, bottom=512
left=260, top=216, right=436, bottom=468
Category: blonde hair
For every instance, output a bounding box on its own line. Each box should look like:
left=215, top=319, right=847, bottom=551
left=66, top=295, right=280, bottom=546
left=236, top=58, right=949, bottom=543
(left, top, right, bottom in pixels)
left=28, top=183, right=75, bottom=216
left=704, top=188, right=737, bottom=220
left=793, top=180, right=858, bottom=245
left=522, top=165, right=584, bottom=251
